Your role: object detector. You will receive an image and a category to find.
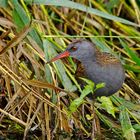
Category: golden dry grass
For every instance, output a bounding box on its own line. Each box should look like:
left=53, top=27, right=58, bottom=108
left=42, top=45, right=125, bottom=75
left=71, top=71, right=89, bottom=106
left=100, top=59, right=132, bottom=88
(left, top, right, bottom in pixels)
left=0, top=1, right=140, bottom=140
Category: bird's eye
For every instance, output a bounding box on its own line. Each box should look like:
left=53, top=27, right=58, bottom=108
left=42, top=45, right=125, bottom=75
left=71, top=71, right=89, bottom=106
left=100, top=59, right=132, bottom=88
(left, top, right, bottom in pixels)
left=70, top=46, right=77, bottom=51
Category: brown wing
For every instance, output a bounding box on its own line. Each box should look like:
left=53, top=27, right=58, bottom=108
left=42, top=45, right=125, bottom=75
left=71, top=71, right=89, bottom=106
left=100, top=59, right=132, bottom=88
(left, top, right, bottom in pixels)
left=95, top=49, right=120, bottom=65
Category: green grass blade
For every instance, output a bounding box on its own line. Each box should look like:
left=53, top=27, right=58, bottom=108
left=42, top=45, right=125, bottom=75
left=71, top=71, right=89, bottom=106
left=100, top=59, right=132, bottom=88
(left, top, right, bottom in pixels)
left=124, top=64, right=140, bottom=73
left=25, top=0, right=139, bottom=27
left=119, top=39, right=140, bottom=66
left=0, top=0, right=8, bottom=7
left=119, top=106, right=136, bottom=140
left=44, top=39, right=76, bottom=92
left=12, top=0, right=43, bottom=48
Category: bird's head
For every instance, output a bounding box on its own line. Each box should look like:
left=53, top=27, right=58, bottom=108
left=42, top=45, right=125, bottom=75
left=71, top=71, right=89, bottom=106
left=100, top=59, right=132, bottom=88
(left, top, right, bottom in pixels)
left=47, top=39, right=96, bottom=63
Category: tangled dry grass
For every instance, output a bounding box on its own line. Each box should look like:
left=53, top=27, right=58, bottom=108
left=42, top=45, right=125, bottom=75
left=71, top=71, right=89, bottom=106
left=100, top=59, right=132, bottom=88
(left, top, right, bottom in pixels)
left=0, top=1, right=140, bottom=140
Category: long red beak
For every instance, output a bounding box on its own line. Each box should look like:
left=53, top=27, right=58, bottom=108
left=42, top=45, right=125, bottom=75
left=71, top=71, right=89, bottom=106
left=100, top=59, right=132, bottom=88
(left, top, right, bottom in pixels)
left=46, top=50, right=70, bottom=64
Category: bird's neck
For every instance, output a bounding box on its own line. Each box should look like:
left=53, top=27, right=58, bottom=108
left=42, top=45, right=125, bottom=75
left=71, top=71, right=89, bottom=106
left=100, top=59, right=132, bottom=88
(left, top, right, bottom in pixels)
left=80, top=56, right=95, bottom=66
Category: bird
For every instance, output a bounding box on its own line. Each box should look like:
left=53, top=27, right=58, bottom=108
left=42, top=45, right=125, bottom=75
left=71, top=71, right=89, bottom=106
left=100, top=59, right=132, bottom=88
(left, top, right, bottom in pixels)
left=48, top=39, right=125, bottom=97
